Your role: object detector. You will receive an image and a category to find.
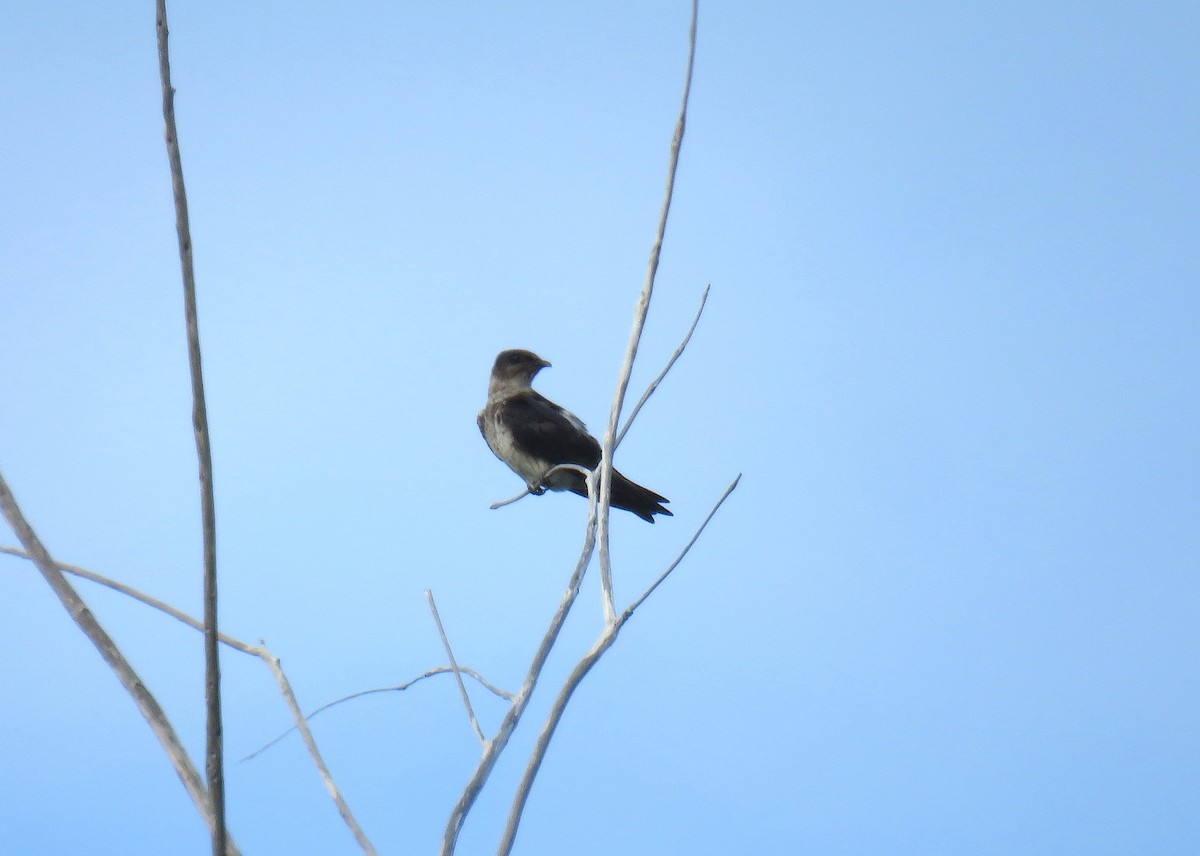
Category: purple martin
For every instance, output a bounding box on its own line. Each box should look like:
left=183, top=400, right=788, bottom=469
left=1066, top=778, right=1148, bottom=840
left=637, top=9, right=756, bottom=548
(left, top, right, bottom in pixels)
left=478, top=349, right=672, bottom=522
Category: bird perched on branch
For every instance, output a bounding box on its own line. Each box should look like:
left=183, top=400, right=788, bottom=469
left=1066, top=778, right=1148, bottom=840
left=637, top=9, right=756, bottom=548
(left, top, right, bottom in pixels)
left=478, top=349, right=672, bottom=522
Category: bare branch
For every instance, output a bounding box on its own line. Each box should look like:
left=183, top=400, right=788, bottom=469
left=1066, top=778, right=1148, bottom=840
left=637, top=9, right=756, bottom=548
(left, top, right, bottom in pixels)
left=261, top=644, right=381, bottom=856
left=0, top=474, right=241, bottom=855
left=498, top=471, right=737, bottom=855
left=241, top=666, right=513, bottom=762
left=598, top=0, right=699, bottom=627
left=154, top=4, right=225, bottom=853
left=616, top=283, right=710, bottom=448
left=441, top=468, right=600, bottom=856
left=426, top=590, right=487, bottom=745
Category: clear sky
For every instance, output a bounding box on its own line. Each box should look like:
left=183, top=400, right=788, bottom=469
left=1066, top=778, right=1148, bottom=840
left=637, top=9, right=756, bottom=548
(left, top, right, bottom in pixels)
left=2, top=2, right=1197, bottom=854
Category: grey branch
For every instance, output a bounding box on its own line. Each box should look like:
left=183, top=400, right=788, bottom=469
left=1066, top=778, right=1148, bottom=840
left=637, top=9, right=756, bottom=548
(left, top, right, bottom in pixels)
left=426, top=590, right=487, bottom=745
left=616, top=283, right=710, bottom=449
left=597, top=0, right=700, bottom=627
left=154, top=4, right=225, bottom=853
left=0, top=474, right=241, bottom=856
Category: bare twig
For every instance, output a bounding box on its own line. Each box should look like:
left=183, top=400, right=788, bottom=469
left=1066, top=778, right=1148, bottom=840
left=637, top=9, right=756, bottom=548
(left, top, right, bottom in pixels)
left=441, top=469, right=600, bottom=856
left=616, top=283, right=710, bottom=448
left=426, top=590, right=487, bottom=745
left=490, top=488, right=532, bottom=510
left=241, top=666, right=513, bottom=762
left=261, top=645, right=381, bottom=856
left=489, top=463, right=594, bottom=511
left=624, top=473, right=741, bottom=617
left=1, top=547, right=259, bottom=655
left=0, top=475, right=241, bottom=855
left=597, top=0, right=699, bottom=626
left=154, top=4, right=225, bottom=854
left=498, top=471, right=739, bottom=856
left=0, top=546, right=376, bottom=854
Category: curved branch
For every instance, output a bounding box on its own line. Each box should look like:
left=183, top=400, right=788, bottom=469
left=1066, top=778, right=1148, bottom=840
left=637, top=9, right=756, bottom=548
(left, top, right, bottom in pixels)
left=489, top=488, right=532, bottom=510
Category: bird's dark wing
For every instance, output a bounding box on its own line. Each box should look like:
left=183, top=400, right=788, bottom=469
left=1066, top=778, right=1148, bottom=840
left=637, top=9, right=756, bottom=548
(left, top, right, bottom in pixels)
left=501, top=391, right=601, bottom=468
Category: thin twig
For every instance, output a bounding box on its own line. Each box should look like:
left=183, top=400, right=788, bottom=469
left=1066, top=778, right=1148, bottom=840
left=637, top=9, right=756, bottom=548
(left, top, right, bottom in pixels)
left=0, top=474, right=241, bottom=856
left=241, top=666, right=513, bottom=762
left=441, top=469, right=600, bottom=856
left=261, top=645, right=381, bottom=856
left=498, top=470, right=738, bottom=856
left=615, top=283, right=710, bottom=448
left=0, top=547, right=258, bottom=655
left=426, top=590, right=487, bottom=745
left=489, top=463, right=593, bottom=511
left=624, top=473, right=741, bottom=618
left=490, top=488, right=531, bottom=510
left=154, top=4, right=225, bottom=854
left=597, top=0, right=699, bottom=627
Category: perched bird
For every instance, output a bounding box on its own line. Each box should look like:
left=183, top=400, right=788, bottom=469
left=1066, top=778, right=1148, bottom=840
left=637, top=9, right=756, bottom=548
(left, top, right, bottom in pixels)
left=478, top=349, right=672, bottom=522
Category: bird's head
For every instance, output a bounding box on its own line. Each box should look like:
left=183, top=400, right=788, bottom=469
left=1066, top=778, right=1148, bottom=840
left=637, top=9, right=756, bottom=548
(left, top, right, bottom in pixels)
left=489, top=349, right=551, bottom=392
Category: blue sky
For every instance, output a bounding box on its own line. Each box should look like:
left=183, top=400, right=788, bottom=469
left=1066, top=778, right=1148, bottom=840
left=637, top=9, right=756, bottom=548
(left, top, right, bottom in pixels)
left=2, top=2, right=1198, bottom=854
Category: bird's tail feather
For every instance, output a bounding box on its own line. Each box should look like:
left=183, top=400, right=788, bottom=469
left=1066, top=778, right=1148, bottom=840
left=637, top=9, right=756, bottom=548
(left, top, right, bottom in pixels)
left=562, top=469, right=671, bottom=523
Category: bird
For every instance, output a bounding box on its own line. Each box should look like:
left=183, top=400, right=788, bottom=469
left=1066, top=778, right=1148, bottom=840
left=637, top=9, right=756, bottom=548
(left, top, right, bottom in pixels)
left=477, top=349, right=672, bottom=522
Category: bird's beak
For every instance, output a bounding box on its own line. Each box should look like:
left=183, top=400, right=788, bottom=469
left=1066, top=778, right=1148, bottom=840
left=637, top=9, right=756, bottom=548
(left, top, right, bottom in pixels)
left=539, top=359, right=552, bottom=369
